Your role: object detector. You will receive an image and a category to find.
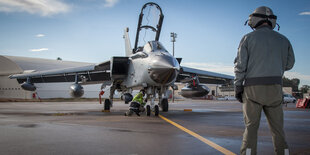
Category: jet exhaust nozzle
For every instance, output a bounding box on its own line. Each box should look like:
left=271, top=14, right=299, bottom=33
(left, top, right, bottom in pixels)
left=21, top=82, right=36, bottom=91
left=70, top=84, right=84, bottom=98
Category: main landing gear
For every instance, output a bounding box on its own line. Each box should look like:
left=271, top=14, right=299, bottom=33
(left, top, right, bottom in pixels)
left=160, top=98, right=168, bottom=112
left=104, top=99, right=111, bottom=111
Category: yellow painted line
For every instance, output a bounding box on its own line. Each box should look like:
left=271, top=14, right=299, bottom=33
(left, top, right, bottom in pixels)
left=159, top=114, right=236, bottom=155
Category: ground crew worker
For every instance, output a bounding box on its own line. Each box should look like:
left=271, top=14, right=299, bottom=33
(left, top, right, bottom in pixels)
left=125, top=89, right=146, bottom=116
left=234, top=6, right=295, bottom=155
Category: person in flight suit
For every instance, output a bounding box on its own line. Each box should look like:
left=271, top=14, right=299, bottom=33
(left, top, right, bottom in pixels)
left=234, top=6, right=295, bottom=155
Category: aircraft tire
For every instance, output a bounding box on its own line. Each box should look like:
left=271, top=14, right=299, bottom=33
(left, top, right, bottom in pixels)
left=161, top=99, right=169, bottom=112
left=104, top=99, right=111, bottom=110
left=146, top=105, right=151, bottom=116
left=155, top=105, right=159, bottom=116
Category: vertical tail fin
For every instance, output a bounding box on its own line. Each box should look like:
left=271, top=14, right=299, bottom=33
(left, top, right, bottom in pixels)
left=123, top=27, right=132, bottom=56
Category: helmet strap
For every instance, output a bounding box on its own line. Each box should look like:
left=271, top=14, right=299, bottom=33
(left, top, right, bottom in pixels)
left=244, top=20, right=249, bottom=26
left=276, top=23, right=280, bottom=31
left=244, top=20, right=254, bottom=30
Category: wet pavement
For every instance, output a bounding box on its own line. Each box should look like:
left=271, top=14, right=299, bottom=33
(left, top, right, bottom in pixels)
left=0, top=100, right=309, bottom=155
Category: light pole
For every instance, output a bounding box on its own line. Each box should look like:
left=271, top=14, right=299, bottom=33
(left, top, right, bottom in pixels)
left=170, top=32, right=177, bottom=56
left=170, top=32, right=177, bottom=102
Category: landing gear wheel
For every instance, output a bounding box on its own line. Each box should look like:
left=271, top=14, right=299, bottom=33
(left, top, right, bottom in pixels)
left=161, top=99, right=169, bottom=112
left=154, top=105, right=159, bottom=116
left=104, top=99, right=111, bottom=111
left=146, top=105, right=151, bottom=116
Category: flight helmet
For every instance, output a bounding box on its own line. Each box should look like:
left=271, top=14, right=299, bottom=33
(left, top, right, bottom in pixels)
left=247, top=6, right=278, bottom=30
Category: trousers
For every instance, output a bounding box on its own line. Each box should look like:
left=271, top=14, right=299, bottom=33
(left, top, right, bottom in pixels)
left=240, top=85, right=289, bottom=155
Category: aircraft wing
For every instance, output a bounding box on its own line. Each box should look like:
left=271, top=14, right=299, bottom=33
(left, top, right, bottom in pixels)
left=177, top=66, right=234, bottom=85
left=9, top=60, right=111, bottom=84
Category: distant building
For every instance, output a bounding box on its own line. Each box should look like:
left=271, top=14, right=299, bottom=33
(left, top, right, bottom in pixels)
left=303, top=90, right=310, bottom=99
left=283, top=87, right=293, bottom=95
left=0, top=55, right=105, bottom=100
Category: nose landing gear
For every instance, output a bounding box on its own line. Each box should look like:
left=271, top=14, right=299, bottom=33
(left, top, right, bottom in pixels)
left=146, top=93, right=160, bottom=117
left=146, top=105, right=151, bottom=116
left=103, top=99, right=111, bottom=111
left=146, top=105, right=159, bottom=116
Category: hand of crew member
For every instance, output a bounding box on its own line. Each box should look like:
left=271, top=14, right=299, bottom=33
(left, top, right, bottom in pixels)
left=235, top=86, right=244, bottom=103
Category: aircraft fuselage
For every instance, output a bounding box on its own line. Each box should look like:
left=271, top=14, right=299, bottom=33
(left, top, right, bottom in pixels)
left=123, top=41, right=180, bottom=88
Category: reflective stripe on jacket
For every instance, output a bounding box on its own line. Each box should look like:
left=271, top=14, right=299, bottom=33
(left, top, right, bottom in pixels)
left=132, top=92, right=144, bottom=105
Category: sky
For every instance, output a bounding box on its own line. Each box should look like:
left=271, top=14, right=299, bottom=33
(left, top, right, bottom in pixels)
left=0, top=0, right=309, bottom=86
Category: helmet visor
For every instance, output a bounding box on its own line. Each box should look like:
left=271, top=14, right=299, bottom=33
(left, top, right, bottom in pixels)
left=250, top=13, right=277, bottom=19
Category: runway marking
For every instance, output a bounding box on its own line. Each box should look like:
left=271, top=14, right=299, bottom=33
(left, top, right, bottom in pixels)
left=159, top=114, right=236, bottom=155
left=183, top=109, right=192, bottom=111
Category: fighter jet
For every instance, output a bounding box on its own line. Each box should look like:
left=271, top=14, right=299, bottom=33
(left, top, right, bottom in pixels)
left=9, top=2, right=233, bottom=116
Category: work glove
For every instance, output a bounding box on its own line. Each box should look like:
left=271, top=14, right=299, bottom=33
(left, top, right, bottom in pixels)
left=235, top=85, right=244, bottom=103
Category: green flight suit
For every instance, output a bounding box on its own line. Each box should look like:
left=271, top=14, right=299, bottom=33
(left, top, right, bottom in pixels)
left=241, top=85, right=288, bottom=155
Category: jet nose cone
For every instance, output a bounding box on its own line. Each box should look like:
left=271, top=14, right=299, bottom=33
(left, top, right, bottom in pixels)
left=149, top=68, right=178, bottom=84
left=149, top=55, right=179, bottom=84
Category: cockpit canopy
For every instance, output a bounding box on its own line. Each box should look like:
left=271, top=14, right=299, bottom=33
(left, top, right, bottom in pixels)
left=131, top=41, right=169, bottom=59
left=143, top=41, right=167, bottom=53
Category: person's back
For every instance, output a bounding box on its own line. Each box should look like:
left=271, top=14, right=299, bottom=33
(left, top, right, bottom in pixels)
left=241, top=26, right=294, bottom=81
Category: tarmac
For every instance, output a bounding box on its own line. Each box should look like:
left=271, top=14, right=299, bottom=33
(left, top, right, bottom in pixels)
left=0, top=99, right=309, bottom=155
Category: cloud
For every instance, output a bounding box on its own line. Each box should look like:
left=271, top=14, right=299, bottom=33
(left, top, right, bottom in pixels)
left=182, top=62, right=234, bottom=76
left=0, top=0, right=70, bottom=16
left=36, top=34, right=45, bottom=37
left=29, top=48, right=48, bottom=52
left=299, top=12, right=310, bottom=15
left=103, top=0, right=119, bottom=8
left=285, top=71, right=310, bottom=86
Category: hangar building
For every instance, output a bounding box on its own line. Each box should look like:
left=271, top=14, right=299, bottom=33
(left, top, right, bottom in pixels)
left=0, top=55, right=106, bottom=100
